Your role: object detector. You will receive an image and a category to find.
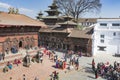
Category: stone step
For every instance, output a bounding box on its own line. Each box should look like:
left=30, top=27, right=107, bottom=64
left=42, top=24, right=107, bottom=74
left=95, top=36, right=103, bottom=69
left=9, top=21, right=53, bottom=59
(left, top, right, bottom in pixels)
left=0, top=55, right=23, bottom=67
left=5, top=53, right=22, bottom=60
left=0, top=50, right=39, bottom=69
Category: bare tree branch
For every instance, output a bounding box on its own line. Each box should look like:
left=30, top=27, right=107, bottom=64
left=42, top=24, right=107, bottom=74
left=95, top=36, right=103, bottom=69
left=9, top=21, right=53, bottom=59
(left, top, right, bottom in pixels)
left=56, top=0, right=102, bottom=20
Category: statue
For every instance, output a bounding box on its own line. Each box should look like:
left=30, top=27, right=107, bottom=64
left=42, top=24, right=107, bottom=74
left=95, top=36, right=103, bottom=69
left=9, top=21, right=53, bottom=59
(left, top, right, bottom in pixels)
left=3, top=65, right=9, bottom=73
left=23, top=54, right=31, bottom=67
left=36, top=51, right=43, bottom=63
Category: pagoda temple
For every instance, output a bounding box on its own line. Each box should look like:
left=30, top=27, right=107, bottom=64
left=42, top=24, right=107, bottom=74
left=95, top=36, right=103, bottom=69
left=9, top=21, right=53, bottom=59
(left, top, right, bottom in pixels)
left=39, top=13, right=78, bottom=50
left=38, top=0, right=93, bottom=56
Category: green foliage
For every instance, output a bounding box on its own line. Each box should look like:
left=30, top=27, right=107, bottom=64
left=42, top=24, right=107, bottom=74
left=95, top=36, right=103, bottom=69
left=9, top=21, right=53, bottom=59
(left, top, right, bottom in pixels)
left=77, top=24, right=84, bottom=30
left=8, top=7, right=19, bottom=14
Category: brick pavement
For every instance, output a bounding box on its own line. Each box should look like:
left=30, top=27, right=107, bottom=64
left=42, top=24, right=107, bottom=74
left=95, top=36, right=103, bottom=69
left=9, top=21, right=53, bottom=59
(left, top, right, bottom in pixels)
left=0, top=54, right=62, bottom=80
left=57, top=52, right=120, bottom=80
left=0, top=49, right=120, bottom=80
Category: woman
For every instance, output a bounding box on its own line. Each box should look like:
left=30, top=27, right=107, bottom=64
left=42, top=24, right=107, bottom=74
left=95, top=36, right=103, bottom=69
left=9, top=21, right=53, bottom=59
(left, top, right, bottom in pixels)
left=95, top=69, right=98, bottom=79
left=62, top=61, right=66, bottom=70
left=7, top=61, right=13, bottom=69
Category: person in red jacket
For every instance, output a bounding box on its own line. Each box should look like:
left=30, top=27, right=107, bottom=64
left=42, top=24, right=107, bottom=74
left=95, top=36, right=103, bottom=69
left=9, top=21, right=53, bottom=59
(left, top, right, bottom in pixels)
left=62, top=61, right=66, bottom=70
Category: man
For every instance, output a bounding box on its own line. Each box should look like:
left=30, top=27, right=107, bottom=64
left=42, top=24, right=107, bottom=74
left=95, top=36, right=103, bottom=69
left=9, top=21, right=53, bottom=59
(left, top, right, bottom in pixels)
left=56, top=72, right=59, bottom=80
left=95, top=69, right=98, bottom=79
left=23, top=74, right=26, bottom=80
left=92, top=59, right=95, bottom=71
left=0, top=53, right=2, bottom=61
left=2, top=53, right=5, bottom=60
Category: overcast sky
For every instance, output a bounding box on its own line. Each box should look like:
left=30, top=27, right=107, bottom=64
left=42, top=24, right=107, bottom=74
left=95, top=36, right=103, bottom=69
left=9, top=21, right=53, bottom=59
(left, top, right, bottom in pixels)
left=0, top=0, right=120, bottom=19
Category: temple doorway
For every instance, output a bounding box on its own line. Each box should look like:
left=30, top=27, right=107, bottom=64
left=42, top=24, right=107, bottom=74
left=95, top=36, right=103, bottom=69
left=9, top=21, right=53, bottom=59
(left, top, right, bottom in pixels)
left=19, top=41, right=22, bottom=47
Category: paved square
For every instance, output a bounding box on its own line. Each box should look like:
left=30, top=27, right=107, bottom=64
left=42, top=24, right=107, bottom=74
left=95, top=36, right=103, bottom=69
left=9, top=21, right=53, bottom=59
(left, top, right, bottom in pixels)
left=0, top=49, right=120, bottom=80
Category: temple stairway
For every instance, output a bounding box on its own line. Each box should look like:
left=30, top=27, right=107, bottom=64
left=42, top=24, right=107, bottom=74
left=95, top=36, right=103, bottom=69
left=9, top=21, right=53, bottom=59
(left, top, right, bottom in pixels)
left=0, top=48, right=40, bottom=69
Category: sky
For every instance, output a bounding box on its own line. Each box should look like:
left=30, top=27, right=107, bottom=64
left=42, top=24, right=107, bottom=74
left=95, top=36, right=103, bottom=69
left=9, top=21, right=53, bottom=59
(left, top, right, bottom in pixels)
left=0, top=0, right=120, bottom=19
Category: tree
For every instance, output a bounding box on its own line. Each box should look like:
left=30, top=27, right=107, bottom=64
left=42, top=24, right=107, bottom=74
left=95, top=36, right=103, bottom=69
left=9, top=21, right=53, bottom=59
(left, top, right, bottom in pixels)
left=8, top=7, right=19, bottom=14
left=15, top=8, right=19, bottom=14
left=56, top=0, right=102, bottom=21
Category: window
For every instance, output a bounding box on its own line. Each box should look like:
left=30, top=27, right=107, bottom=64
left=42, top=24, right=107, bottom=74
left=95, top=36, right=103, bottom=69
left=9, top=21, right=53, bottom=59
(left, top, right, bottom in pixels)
left=112, top=23, right=120, bottom=26
left=100, top=35, right=105, bottom=38
left=98, top=46, right=106, bottom=51
left=113, top=32, right=116, bottom=36
left=100, top=39, right=104, bottom=43
left=100, top=23, right=107, bottom=26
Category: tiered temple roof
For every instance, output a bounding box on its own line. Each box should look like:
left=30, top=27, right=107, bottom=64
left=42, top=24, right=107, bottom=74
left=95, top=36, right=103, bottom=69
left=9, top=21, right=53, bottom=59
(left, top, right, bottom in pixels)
left=42, top=0, right=60, bottom=25
left=45, top=0, right=60, bottom=16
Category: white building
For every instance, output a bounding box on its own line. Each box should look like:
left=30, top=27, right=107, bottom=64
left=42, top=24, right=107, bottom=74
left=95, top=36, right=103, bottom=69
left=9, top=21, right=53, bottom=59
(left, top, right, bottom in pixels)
left=92, top=19, right=120, bottom=56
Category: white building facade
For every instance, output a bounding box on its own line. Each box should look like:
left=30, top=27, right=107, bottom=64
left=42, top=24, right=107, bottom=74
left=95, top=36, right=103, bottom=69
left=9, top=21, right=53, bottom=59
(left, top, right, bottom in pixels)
left=92, top=19, right=120, bottom=56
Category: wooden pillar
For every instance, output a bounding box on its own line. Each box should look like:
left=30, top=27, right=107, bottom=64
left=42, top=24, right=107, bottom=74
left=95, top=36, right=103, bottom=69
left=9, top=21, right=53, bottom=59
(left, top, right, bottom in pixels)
left=0, top=43, right=3, bottom=52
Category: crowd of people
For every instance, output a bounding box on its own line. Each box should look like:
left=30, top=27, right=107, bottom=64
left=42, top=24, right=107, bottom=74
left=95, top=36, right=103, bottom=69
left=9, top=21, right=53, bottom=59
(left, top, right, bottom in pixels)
left=55, top=60, right=66, bottom=69
left=69, top=55, right=79, bottom=70
left=1, top=46, right=120, bottom=80
left=92, top=59, right=120, bottom=80
left=32, top=51, right=44, bottom=63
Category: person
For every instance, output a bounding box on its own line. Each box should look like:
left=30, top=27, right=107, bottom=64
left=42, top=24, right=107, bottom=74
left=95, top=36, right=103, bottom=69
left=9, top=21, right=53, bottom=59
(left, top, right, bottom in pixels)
left=78, top=51, right=82, bottom=57
left=13, top=59, right=18, bottom=66
left=76, top=58, right=79, bottom=70
left=95, top=69, right=98, bottom=79
left=3, top=65, right=8, bottom=73
left=56, top=60, right=59, bottom=68
left=56, top=72, right=59, bottom=80
left=44, top=49, right=47, bottom=54
left=48, top=51, right=51, bottom=59
left=5, top=48, right=9, bottom=54
left=92, top=59, right=95, bottom=71
left=92, top=59, right=95, bottom=65
left=17, top=59, right=21, bottom=64
left=114, top=61, right=117, bottom=70
left=0, top=53, right=2, bottom=61
left=53, top=71, right=57, bottom=80
left=69, top=64, right=74, bottom=70
left=64, top=53, right=67, bottom=62
left=40, top=57, right=43, bottom=63
left=59, top=61, right=63, bottom=69
left=10, top=77, right=12, bottom=80
left=7, top=62, right=13, bottom=69
left=62, top=61, right=66, bottom=70
left=54, top=55, right=58, bottom=62
left=23, top=74, right=26, bottom=80
left=31, top=56, right=36, bottom=63
left=2, top=53, right=5, bottom=60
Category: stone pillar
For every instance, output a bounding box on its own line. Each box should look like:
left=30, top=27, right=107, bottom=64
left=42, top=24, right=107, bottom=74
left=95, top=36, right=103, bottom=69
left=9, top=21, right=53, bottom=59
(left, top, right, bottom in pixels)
left=34, top=39, right=38, bottom=47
